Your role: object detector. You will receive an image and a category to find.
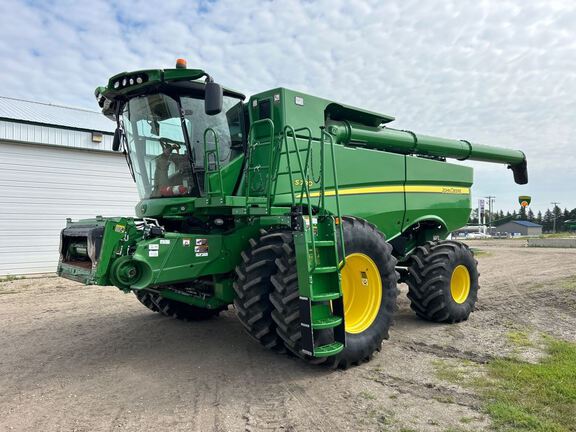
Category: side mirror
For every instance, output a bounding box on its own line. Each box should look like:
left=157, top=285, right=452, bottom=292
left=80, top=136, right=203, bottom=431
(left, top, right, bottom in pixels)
left=112, top=128, right=123, bottom=151
left=205, top=81, right=223, bottom=115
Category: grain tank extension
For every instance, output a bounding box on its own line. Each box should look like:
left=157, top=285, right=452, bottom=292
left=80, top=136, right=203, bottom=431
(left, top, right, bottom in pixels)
left=57, top=61, right=528, bottom=368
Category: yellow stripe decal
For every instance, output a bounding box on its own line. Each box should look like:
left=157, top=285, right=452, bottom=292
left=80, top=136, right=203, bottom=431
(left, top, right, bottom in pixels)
left=307, top=185, right=470, bottom=198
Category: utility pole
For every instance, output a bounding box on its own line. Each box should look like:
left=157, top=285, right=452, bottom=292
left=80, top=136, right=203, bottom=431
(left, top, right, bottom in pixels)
left=551, top=201, right=560, bottom=233
left=485, top=196, right=495, bottom=234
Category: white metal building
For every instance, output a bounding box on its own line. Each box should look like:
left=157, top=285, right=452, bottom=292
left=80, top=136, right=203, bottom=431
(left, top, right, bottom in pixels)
left=0, top=96, right=138, bottom=275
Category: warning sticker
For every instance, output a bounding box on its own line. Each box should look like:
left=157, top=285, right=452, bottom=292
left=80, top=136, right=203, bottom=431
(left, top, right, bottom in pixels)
left=149, top=250, right=159, bottom=257
left=160, top=239, right=171, bottom=245
left=195, top=244, right=209, bottom=257
left=194, top=238, right=209, bottom=257
left=149, top=244, right=159, bottom=250
left=114, top=224, right=126, bottom=233
left=183, top=239, right=191, bottom=247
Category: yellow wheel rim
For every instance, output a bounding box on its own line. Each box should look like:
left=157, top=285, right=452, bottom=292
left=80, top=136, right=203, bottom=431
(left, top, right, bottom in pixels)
left=340, top=253, right=382, bottom=334
left=450, top=265, right=471, bottom=304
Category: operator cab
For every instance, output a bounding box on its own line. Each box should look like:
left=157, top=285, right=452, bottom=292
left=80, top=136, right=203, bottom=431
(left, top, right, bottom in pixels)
left=97, top=62, right=246, bottom=201
left=122, top=91, right=244, bottom=199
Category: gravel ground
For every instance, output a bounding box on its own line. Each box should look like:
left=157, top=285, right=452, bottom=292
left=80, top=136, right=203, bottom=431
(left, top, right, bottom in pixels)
left=1, top=242, right=575, bottom=432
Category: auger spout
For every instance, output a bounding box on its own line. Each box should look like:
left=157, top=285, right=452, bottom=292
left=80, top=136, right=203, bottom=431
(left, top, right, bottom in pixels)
left=328, top=121, right=528, bottom=184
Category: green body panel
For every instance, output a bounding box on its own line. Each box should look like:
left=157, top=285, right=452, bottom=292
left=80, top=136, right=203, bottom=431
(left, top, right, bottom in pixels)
left=208, top=154, right=244, bottom=196
left=59, top=65, right=527, bottom=352
left=404, top=156, right=472, bottom=232
left=58, top=214, right=291, bottom=304
left=248, top=89, right=475, bottom=241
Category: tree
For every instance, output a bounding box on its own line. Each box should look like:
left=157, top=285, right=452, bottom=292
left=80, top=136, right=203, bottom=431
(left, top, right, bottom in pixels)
left=536, top=211, right=543, bottom=225
left=552, top=205, right=562, bottom=233
left=519, top=206, right=527, bottom=220
left=543, top=209, right=553, bottom=232
left=527, top=208, right=534, bottom=221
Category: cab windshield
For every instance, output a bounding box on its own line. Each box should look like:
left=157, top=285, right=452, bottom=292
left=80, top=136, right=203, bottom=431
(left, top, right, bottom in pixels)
left=122, top=93, right=243, bottom=199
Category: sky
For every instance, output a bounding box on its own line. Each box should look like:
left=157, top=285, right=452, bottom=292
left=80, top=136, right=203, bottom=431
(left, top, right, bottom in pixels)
left=0, top=0, right=574, bottom=213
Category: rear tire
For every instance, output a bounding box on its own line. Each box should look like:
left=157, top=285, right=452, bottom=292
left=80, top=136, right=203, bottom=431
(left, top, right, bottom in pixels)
left=405, top=240, right=479, bottom=323
left=134, top=290, right=224, bottom=320
left=271, top=217, right=399, bottom=368
left=233, top=229, right=291, bottom=353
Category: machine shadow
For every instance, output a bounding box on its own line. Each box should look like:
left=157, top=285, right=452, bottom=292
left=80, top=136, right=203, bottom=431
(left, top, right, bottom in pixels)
left=35, top=308, right=332, bottom=383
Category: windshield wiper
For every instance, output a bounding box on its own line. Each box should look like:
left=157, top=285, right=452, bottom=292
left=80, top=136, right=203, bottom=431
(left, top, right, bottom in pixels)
left=116, top=103, right=135, bottom=182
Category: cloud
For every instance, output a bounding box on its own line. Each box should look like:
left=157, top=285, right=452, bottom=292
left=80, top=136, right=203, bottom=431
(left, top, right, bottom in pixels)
left=0, top=0, right=574, bottom=211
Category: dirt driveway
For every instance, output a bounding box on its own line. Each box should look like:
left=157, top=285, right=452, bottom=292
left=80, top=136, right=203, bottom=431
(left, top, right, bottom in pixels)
left=1, top=243, right=576, bottom=432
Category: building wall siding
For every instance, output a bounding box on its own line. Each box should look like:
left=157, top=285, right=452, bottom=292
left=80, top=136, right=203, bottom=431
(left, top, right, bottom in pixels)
left=0, top=120, right=114, bottom=152
left=496, top=221, right=542, bottom=236
left=0, top=141, right=138, bottom=275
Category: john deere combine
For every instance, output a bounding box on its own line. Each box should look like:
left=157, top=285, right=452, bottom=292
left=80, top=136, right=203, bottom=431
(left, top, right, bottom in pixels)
left=58, top=60, right=528, bottom=368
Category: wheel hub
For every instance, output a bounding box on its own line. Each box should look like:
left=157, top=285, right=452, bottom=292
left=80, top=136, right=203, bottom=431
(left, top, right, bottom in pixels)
left=340, top=253, right=382, bottom=334
left=450, top=264, right=471, bottom=304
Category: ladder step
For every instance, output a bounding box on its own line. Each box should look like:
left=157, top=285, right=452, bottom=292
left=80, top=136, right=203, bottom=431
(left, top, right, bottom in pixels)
left=312, top=315, right=342, bottom=330
left=312, top=266, right=338, bottom=274
left=276, top=170, right=302, bottom=175
left=314, top=342, right=344, bottom=357
left=247, top=165, right=270, bottom=170
left=280, top=149, right=305, bottom=155
left=310, top=292, right=340, bottom=301
left=313, top=240, right=335, bottom=247
left=246, top=197, right=268, bottom=204
left=250, top=141, right=273, bottom=146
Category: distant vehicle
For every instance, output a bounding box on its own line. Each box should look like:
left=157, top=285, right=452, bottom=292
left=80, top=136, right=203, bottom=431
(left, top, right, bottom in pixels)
left=466, top=232, right=492, bottom=239
left=491, top=232, right=511, bottom=239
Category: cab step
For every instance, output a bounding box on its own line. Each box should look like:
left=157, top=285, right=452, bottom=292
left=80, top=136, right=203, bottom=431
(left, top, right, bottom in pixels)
left=312, top=266, right=338, bottom=274
left=312, top=342, right=344, bottom=357
left=309, top=292, right=340, bottom=301
left=294, top=214, right=346, bottom=358
left=314, top=240, right=335, bottom=247
left=312, top=315, right=343, bottom=329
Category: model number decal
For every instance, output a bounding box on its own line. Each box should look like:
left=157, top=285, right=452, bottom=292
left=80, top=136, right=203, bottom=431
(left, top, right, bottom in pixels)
left=293, top=179, right=313, bottom=187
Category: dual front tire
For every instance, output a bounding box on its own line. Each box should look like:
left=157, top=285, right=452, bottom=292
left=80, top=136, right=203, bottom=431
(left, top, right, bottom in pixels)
left=236, top=217, right=400, bottom=368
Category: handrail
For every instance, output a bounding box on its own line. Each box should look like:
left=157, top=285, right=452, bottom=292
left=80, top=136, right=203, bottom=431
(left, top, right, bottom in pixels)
left=245, top=121, right=344, bottom=269
left=245, top=118, right=275, bottom=211
left=281, top=126, right=318, bottom=269
left=279, top=126, right=313, bottom=205
left=321, top=128, right=346, bottom=269
left=203, top=128, right=224, bottom=198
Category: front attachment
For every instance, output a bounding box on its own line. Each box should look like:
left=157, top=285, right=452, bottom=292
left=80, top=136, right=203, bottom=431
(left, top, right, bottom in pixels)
left=57, top=218, right=137, bottom=286
left=58, top=222, right=105, bottom=283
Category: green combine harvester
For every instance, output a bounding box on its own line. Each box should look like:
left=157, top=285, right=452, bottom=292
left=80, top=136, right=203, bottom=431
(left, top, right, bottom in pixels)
left=58, top=60, right=528, bottom=368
